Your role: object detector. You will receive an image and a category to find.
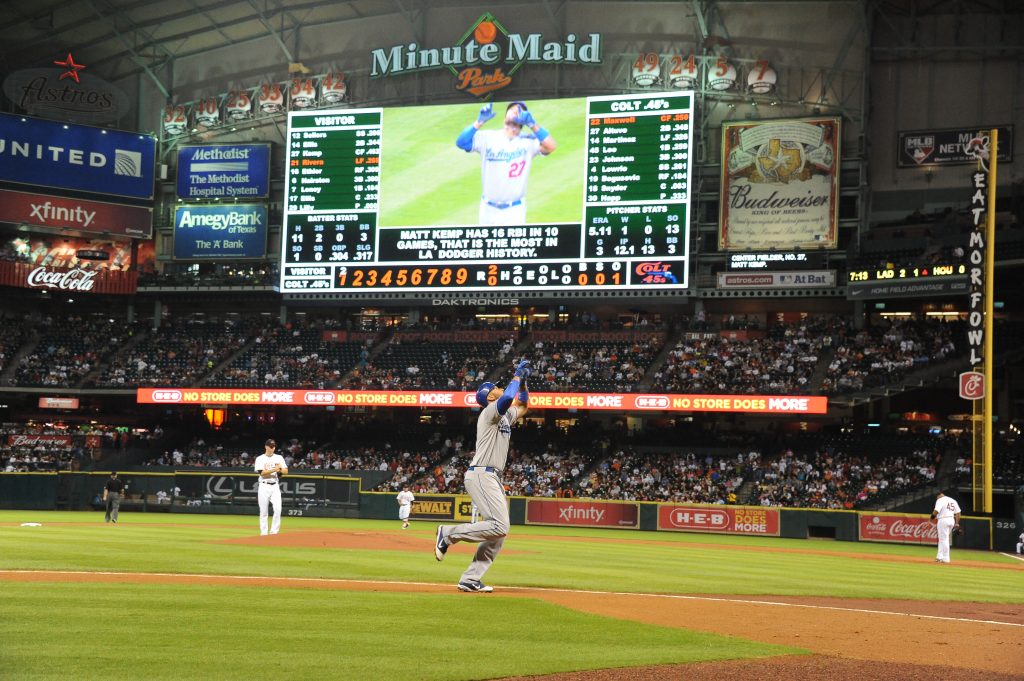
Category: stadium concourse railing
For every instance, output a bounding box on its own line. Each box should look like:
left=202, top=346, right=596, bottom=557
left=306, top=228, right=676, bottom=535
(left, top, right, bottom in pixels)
left=3, top=472, right=1014, bottom=552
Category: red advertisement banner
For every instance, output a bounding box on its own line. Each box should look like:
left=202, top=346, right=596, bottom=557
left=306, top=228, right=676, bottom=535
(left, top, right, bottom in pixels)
left=135, top=388, right=828, bottom=414
left=530, top=330, right=663, bottom=342
left=38, top=397, right=80, bottom=409
left=525, top=499, right=639, bottom=528
left=7, top=435, right=74, bottom=447
left=0, top=188, right=152, bottom=238
left=657, top=505, right=780, bottom=536
left=0, top=262, right=137, bottom=295
left=858, top=513, right=938, bottom=544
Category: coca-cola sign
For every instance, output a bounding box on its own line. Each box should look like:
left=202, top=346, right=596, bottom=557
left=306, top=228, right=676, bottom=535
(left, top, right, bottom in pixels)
left=7, top=435, right=74, bottom=447
left=859, top=513, right=938, bottom=544
left=26, top=266, right=98, bottom=291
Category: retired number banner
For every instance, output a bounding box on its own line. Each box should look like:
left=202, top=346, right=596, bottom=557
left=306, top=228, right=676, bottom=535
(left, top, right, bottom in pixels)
left=720, top=117, right=840, bottom=251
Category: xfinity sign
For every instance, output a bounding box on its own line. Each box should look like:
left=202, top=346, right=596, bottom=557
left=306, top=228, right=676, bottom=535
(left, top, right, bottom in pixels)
left=0, top=112, right=155, bottom=199
left=174, top=204, right=268, bottom=259
left=176, top=144, right=271, bottom=199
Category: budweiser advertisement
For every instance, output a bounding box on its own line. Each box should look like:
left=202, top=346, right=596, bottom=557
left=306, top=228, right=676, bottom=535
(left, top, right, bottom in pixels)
left=658, top=505, right=780, bottom=536
left=525, top=499, right=639, bottom=528
left=136, top=388, right=828, bottom=414
left=0, top=188, right=152, bottom=238
left=859, top=513, right=938, bottom=545
left=38, top=397, right=80, bottom=409
left=0, top=262, right=137, bottom=295
left=7, top=435, right=74, bottom=447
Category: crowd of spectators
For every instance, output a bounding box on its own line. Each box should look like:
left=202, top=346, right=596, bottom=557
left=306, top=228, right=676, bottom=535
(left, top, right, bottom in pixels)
left=96, top=317, right=262, bottom=387
left=524, top=338, right=664, bottom=392
left=751, top=446, right=938, bottom=509
left=0, top=320, right=27, bottom=375
left=345, top=338, right=510, bottom=391
left=579, top=449, right=744, bottom=504
left=15, top=315, right=135, bottom=387
left=137, top=265, right=277, bottom=288
left=821, top=318, right=959, bottom=394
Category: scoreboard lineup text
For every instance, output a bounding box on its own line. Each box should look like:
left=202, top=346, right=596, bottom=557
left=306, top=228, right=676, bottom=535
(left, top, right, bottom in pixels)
left=281, top=93, right=693, bottom=293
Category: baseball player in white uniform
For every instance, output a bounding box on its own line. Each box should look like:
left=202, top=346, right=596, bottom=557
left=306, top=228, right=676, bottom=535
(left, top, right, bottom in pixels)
left=456, top=102, right=557, bottom=225
left=1016, top=530, right=1023, bottom=555
left=253, top=439, right=288, bottom=535
left=930, top=491, right=961, bottom=563
left=397, top=486, right=415, bottom=529
left=434, top=359, right=531, bottom=592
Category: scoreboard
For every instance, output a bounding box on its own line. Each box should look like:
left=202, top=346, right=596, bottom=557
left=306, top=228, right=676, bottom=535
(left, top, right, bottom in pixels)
left=280, top=92, right=693, bottom=295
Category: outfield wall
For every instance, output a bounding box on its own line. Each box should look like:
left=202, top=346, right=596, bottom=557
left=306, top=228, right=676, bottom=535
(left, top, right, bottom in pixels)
left=0, top=473, right=1000, bottom=551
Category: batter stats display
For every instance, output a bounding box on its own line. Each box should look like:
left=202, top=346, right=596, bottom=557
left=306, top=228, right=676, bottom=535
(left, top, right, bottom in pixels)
left=281, top=92, right=693, bottom=293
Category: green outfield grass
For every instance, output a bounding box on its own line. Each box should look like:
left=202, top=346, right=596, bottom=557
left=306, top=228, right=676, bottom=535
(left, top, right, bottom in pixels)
left=0, top=511, right=1020, bottom=680
left=379, top=97, right=586, bottom=227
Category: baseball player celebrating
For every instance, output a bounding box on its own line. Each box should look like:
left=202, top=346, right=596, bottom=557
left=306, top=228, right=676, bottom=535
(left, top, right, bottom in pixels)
left=930, top=491, right=962, bottom=563
left=455, top=101, right=557, bottom=225
left=434, top=360, right=531, bottom=592
left=254, top=439, right=288, bottom=536
left=396, top=486, right=415, bottom=529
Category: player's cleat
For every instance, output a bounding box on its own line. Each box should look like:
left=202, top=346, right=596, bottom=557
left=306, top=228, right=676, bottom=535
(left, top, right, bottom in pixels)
left=402, top=522, right=409, bottom=529
left=457, top=581, right=493, bottom=593
left=434, top=526, right=449, bottom=561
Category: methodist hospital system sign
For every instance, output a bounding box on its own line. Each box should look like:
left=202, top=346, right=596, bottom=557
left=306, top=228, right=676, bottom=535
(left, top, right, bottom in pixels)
left=138, top=388, right=827, bottom=414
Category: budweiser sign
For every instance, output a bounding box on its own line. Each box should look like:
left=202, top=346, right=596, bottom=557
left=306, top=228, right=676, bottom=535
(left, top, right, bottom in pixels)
left=7, top=435, right=74, bottom=447
left=859, top=513, right=938, bottom=544
left=26, top=266, right=98, bottom=291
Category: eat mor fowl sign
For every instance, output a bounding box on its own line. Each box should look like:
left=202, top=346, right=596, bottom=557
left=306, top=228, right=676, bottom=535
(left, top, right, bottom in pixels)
left=369, top=12, right=602, bottom=98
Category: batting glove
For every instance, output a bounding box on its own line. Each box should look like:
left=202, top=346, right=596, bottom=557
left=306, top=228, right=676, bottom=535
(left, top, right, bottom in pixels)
left=514, top=359, right=532, bottom=379
left=515, top=108, right=536, bottom=128
left=477, top=103, right=495, bottom=125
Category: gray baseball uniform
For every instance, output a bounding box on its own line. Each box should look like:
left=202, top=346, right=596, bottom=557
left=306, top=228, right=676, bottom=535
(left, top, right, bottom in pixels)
left=443, top=400, right=520, bottom=583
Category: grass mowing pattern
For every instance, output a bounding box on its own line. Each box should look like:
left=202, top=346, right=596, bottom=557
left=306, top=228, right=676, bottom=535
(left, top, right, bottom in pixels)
left=0, top=582, right=797, bottom=681
left=378, top=98, right=585, bottom=227
left=0, top=513, right=1019, bottom=603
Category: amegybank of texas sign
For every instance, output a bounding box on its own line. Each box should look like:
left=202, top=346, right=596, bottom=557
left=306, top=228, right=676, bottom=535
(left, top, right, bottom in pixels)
left=370, top=12, right=602, bottom=97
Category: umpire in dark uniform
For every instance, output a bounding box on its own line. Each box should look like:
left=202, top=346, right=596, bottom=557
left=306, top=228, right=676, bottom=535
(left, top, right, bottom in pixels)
left=103, top=471, right=125, bottom=523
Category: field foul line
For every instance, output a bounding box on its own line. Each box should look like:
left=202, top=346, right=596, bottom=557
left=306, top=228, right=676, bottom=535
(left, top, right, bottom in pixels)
left=3, top=569, right=1022, bottom=629
left=1000, top=552, right=1024, bottom=562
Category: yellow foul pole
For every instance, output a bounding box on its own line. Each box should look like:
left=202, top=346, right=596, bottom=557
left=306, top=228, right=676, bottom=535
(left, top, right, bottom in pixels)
left=983, top=129, right=997, bottom=513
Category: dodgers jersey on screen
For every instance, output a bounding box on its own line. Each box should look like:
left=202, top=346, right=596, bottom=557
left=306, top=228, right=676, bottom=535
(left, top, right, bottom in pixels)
left=471, top=131, right=542, bottom=204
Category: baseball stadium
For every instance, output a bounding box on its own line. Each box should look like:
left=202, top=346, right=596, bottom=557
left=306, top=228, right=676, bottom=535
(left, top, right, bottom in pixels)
left=1, top=2, right=1023, bottom=680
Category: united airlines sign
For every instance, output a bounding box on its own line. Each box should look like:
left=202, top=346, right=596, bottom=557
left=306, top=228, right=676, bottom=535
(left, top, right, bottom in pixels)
left=0, top=112, right=156, bottom=199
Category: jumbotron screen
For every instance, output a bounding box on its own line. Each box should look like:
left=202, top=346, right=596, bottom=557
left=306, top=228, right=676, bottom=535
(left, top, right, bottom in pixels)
left=280, top=92, right=693, bottom=293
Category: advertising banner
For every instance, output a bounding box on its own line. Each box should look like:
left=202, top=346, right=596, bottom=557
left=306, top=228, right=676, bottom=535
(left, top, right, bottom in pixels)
left=720, top=118, right=840, bottom=251
left=0, top=112, right=156, bottom=199
left=525, top=499, right=639, bottom=528
left=898, top=126, right=1013, bottom=167
left=7, top=435, right=74, bottom=447
left=173, top=204, right=268, bottom=259
left=657, top=505, right=780, bottom=536
left=716, top=271, right=835, bottom=289
left=846, top=279, right=968, bottom=300
left=5, top=235, right=134, bottom=271
left=137, top=388, right=829, bottom=414
left=858, top=512, right=938, bottom=544
left=176, top=144, right=271, bottom=199
left=408, top=494, right=475, bottom=521
left=38, top=397, right=80, bottom=410
left=0, top=262, right=137, bottom=295
left=0, top=189, right=152, bottom=238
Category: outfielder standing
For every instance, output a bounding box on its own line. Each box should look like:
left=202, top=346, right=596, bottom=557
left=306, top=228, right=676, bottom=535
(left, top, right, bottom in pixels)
left=1016, top=529, right=1023, bottom=555
left=254, top=439, right=288, bottom=536
left=434, top=360, right=531, bottom=592
left=930, top=491, right=961, bottom=563
left=397, top=486, right=415, bottom=529
left=456, top=102, right=557, bottom=225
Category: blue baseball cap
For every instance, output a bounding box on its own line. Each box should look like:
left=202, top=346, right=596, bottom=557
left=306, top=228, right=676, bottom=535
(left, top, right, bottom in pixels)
left=475, top=382, right=497, bottom=407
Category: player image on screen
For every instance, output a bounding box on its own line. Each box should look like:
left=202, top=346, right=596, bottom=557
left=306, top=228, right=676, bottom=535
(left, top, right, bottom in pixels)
left=455, top=101, right=557, bottom=225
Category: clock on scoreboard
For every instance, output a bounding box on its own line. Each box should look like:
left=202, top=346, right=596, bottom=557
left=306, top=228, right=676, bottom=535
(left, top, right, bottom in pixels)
left=846, top=263, right=966, bottom=283
left=280, top=92, right=694, bottom=295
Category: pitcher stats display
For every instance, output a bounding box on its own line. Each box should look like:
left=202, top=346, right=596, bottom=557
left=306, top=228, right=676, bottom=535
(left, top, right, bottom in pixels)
left=281, top=92, right=693, bottom=293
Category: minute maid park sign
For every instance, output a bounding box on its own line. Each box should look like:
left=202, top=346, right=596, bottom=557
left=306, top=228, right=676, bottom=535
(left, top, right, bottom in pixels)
left=370, top=12, right=602, bottom=98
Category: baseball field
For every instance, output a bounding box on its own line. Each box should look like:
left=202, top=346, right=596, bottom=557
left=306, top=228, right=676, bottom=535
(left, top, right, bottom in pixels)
left=1, top=511, right=1022, bottom=681
left=378, top=97, right=586, bottom=228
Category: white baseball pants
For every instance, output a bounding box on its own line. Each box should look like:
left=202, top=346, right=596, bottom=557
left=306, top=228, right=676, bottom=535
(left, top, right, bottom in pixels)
left=258, top=481, right=282, bottom=535
left=479, top=199, right=526, bottom=226
left=936, top=517, right=954, bottom=562
left=399, top=504, right=411, bottom=521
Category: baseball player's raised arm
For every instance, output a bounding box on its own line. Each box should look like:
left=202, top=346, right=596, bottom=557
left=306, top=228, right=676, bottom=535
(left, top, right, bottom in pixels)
left=532, top=124, right=556, bottom=154
left=456, top=103, right=495, bottom=151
